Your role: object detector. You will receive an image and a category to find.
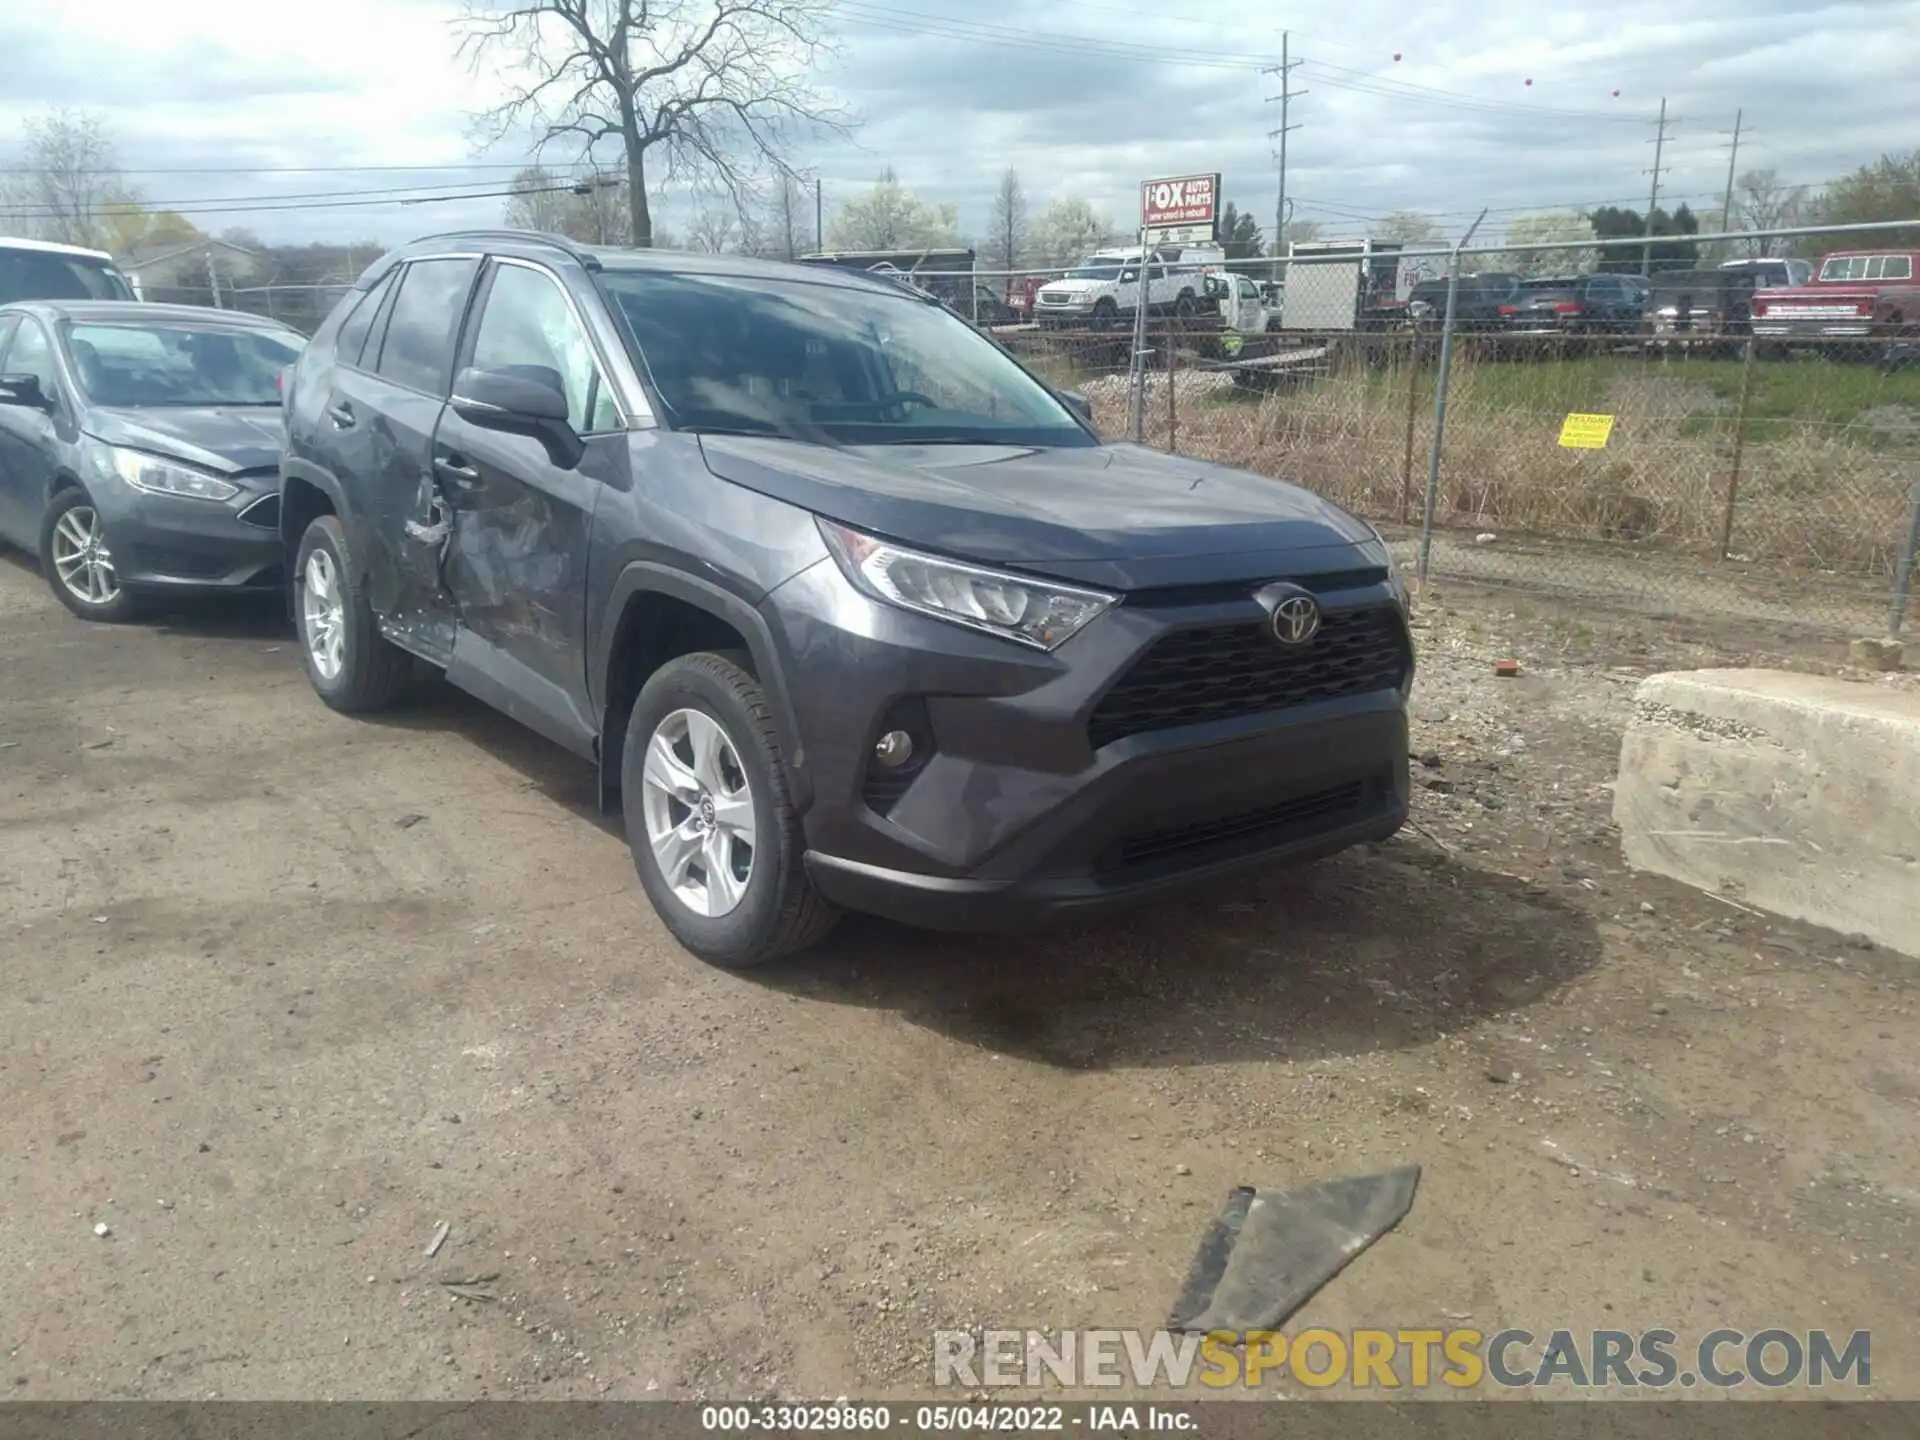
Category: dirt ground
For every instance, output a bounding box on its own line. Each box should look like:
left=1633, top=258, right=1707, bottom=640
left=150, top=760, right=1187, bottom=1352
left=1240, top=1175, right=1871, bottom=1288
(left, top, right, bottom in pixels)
left=1, top=545, right=1916, bottom=1403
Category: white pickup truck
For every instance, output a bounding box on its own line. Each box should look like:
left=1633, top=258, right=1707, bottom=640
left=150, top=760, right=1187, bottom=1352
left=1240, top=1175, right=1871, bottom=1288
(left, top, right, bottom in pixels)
left=1034, top=245, right=1220, bottom=329
left=1203, top=271, right=1277, bottom=336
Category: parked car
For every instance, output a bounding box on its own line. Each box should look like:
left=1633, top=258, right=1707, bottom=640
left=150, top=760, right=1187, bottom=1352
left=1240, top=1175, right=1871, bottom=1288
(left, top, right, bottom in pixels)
left=1404, top=272, right=1522, bottom=331
left=1750, top=250, right=1920, bottom=348
left=1, top=237, right=138, bottom=305
left=1506, top=273, right=1649, bottom=335
left=279, top=230, right=1414, bottom=967
left=1034, top=247, right=1210, bottom=328
left=1645, top=267, right=1769, bottom=346
left=0, top=301, right=305, bottom=620
left=1006, top=275, right=1048, bottom=322
left=1718, top=256, right=1812, bottom=289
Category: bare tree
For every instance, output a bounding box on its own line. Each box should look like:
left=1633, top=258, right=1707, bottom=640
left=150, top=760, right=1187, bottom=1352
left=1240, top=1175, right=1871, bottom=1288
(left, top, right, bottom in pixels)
left=1734, top=169, right=1811, bottom=255
left=687, top=204, right=740, bottom=252
left=0, top=109, right=138, bottom=249
left=459, top=0, right=851, bottom=248
left=987, top=168, right=1026, bottom=274
left=503, top=165, right=581, bottom=233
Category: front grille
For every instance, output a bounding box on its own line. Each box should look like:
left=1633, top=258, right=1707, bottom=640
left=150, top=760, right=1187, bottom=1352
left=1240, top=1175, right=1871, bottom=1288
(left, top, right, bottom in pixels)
left=1089, top=606, right=1409, bottom=749
left=1109, top=780, right=1368, bottom=870
left=236, top=493, right=281, bottom=530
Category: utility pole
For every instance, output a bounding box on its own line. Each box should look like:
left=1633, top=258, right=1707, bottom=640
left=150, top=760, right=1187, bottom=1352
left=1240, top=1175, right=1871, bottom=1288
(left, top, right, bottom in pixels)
left=815, top=177, right=824, bottom=252
left=1262, top=32, right=1304, bottom=274
left=1719, top=108, right=1744, bottom=250
left=1642, top=96, right=1671, bottom=276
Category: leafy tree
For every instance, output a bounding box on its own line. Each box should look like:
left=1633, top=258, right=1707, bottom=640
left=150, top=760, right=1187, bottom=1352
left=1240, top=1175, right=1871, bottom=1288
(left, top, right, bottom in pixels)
left=1376, top=210, right=1442, bottom=246
left=1807, top=151, right=1920, bottom=250
left=1028, top=196, right=1114, bottom=268
left=1589, top=203, right=1699, bottom=273
left=986, top=168, right=1027, bottom=274
left=824, top=168, right=959, bottom=251
left=1215, top=201, right=1264, bottom=268
left=459, top=0, right=852, bottom=248
left=1492, top=212, right=1594, bottom=275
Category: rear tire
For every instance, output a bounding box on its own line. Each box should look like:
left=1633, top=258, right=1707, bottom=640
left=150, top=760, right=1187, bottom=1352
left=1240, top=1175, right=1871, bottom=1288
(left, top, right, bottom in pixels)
left=293, top=514, right=414, bottom=713
left=623, top=652, right=838, bottom=968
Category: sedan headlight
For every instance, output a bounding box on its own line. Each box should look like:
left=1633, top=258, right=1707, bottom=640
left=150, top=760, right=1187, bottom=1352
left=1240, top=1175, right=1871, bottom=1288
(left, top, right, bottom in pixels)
left=818, top=518, right=1116, bottom=652
left=84, top=439, right=239, bottom=503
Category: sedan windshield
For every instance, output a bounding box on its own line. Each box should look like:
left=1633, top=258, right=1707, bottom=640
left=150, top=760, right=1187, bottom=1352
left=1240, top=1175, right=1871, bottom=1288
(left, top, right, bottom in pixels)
left=66, top=323, right=304, bottom=407
left=603, top=270, right=1094, bottom=447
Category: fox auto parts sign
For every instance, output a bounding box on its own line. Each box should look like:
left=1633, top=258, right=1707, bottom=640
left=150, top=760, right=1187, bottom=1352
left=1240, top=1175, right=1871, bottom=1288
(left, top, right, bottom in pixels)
left=1141, top=174, right=1221, bottom=241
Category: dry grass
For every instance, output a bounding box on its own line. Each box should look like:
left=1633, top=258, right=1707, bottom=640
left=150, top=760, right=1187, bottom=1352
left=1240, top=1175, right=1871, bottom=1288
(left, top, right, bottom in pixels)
left=1091, top=338, right=1920, bottom=582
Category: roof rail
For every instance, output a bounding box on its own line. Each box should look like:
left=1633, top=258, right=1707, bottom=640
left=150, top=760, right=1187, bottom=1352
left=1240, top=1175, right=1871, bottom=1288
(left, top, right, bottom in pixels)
left=401, top=229, right=603, bottom=270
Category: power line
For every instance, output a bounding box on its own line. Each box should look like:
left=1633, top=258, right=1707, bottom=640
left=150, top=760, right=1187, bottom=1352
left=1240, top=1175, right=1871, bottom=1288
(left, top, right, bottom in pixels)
left=1, top=161, right=595, bottom=177
left=0, top=180, right=588, bottom=222
left=1303, top=58, right=1644, bottom=123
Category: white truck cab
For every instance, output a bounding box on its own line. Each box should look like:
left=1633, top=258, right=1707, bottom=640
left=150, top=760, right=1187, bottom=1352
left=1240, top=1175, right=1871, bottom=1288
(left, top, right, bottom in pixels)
left=1034, top=243, right=1225, bottom=328
left=1203, top=271, right=1276, bottom=335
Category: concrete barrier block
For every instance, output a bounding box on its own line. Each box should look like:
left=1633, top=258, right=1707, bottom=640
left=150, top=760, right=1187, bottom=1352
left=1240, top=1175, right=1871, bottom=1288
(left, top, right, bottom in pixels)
left=1613, top=669, right=1920, bottom=958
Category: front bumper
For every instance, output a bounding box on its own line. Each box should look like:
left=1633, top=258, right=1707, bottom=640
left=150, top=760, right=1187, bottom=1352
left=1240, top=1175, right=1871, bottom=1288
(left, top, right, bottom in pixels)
left=88, top=476, right=282, bottom=591
left=1752, top=319, right=1875, bottom=338
left=762, top=558, right=1412, bottom=931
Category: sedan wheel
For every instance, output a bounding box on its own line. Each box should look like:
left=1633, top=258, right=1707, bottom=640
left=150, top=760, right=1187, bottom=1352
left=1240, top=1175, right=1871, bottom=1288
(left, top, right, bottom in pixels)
left=51, top=503, right=119, bottom=607
left=640, top=706, right=757, bottom=918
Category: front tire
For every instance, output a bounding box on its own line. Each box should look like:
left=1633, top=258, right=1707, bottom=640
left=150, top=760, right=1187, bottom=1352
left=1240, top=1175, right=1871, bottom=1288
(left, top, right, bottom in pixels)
left=623, top=652, right=838, bottom=968
left=40, top=488, right=144, bottom=623
left=293, top=514, right=414, bottom=713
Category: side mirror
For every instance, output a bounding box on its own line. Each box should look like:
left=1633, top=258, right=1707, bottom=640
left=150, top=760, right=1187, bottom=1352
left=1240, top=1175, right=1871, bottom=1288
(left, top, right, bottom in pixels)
left=450, top=365, right=583, bottom=469
left=1058, top=389, right=1093, bottom=425
left=0, top=373, right=53, bottom=411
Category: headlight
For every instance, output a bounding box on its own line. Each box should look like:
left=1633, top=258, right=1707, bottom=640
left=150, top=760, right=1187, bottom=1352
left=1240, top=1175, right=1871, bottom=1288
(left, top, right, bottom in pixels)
left=1360, top=521, right=1409, bottom=613
left=818, top=518, right=1117, bottom=651
left=84, top=439, right=239, bottom=502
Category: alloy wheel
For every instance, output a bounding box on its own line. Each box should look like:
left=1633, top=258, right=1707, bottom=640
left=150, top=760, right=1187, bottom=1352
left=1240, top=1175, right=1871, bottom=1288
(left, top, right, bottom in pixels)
left=50, top=505, right=119, bottom=607
left=640, top=707, right=756, bottom=918
left=301, top=547, right=346, bottom=681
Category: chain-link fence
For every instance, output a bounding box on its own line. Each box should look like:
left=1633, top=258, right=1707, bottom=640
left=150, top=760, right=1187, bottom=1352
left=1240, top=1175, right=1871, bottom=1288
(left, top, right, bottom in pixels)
left=1062, top=218, right=1920, bottom=638
left=139, top=283, right=352, bottom=335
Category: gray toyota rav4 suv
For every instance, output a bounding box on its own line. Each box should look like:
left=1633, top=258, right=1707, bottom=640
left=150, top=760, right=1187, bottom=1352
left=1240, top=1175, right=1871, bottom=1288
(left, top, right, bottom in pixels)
left=279, top=230, right=1413, bottom=967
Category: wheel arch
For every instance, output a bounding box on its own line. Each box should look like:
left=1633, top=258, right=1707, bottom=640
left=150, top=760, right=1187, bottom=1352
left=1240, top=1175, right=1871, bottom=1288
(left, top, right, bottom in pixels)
left=594, top=563, right=809, bottom=816
left=279, top=462, right=356, bottom=579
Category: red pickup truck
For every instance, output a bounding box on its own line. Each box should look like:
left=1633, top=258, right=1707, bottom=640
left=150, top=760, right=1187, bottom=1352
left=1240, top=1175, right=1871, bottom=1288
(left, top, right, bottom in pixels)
left=1750, top=250, right=1920, bottom=345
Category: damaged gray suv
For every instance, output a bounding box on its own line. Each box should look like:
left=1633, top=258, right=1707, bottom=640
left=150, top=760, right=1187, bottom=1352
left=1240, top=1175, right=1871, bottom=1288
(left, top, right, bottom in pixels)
left=279, top=230, right=1413, bottom=967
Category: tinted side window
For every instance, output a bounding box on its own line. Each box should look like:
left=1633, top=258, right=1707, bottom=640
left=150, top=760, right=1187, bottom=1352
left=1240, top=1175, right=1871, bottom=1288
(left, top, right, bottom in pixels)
left=467, top=262, right=615, bottom=433
left=334, top=271, right=395, bottom=368
left=374, top=258, right=479, bottom=396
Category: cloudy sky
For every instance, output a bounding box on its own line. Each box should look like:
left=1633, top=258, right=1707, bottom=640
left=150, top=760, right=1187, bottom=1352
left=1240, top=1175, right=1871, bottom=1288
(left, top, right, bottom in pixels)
left=1, top=0, right=1913, bottom=254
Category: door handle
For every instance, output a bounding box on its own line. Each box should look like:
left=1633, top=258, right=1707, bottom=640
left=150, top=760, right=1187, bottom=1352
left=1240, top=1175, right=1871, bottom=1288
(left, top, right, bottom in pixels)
left=434, top=456, right=480, bottom=489
left=326, top=401, right=356, bottom=429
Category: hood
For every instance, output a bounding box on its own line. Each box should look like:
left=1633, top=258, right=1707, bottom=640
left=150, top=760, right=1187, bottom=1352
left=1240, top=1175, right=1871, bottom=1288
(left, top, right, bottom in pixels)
left=1039, top=277, right=1108, bottom=295
left=83, top=406, right=285, bottom=476
left=698, top=436, right=1375, bottom=592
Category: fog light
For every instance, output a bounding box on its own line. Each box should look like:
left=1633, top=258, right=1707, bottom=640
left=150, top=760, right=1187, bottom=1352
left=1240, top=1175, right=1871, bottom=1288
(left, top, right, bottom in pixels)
left=873, top=730, right=914, bottom=768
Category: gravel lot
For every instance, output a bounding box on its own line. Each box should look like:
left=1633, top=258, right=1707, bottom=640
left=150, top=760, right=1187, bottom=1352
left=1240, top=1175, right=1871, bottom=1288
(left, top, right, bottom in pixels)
left=1, top=546, right=1915, bottom=1402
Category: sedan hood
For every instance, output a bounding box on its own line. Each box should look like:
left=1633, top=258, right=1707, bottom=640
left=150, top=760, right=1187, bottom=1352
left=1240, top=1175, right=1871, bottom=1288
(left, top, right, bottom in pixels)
left=84, top=406, right=285, bottom=476
left=699, top=436, right=1376, bottom=591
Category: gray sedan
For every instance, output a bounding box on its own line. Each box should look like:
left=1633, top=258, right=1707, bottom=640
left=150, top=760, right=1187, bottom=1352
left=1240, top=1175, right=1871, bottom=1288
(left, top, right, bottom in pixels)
left=0, top=301, right=304, bottom=620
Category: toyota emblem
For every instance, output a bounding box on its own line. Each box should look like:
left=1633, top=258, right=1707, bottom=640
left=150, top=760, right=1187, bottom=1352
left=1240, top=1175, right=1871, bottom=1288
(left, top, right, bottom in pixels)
left=1270, top=593, right=1321, bottom=647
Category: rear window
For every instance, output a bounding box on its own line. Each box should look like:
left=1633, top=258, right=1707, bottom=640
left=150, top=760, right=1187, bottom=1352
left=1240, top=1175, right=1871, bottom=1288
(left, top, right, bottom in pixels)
left=0, top=248, right=136, bottom=305
left=1819, top=254, right=1915, bottom=283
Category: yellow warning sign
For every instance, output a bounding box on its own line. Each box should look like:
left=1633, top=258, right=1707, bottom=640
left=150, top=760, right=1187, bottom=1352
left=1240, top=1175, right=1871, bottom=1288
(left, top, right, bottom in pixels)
left=1558, top=412, right=1616, bottom=449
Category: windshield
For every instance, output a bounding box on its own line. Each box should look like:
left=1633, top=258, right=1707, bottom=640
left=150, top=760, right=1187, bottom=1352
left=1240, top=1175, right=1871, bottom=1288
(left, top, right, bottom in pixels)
left=1064, top=258, right=1128, bottom=280
left=66, top=322, right=304, bottom=407
left=602, top=269, right=1093, bottom=448
left=0, top=249, right=136, bottom=304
